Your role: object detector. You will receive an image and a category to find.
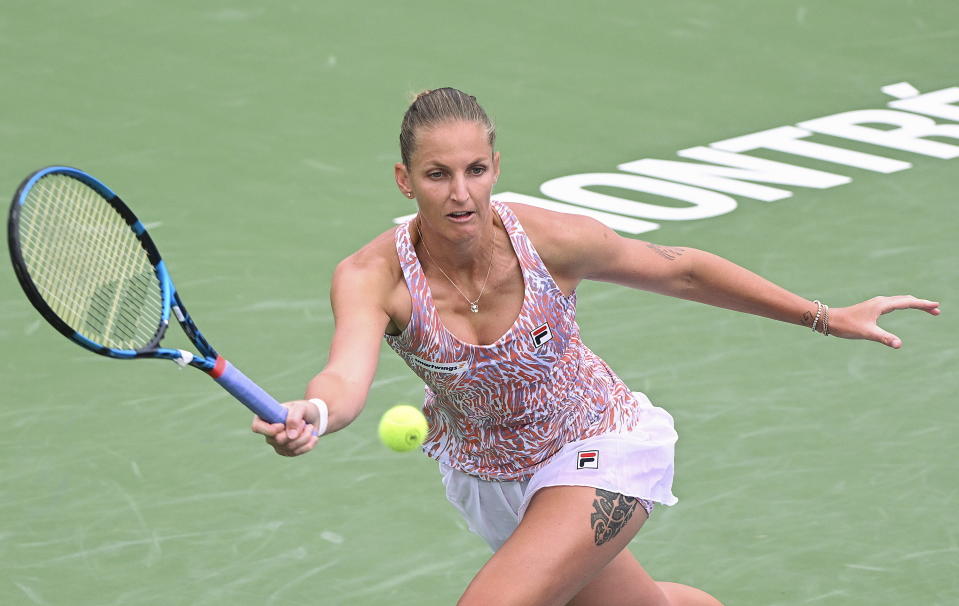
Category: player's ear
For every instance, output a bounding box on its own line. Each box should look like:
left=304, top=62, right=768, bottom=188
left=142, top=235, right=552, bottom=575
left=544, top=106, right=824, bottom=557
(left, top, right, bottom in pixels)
left=492, top=151, right=501, bottom=184
left=394, top=162, right=412, bottom=198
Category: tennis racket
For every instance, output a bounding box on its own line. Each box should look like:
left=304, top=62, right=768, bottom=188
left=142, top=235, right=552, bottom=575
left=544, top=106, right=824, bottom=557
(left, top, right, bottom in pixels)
left=7, top=165, right=290, bottom=425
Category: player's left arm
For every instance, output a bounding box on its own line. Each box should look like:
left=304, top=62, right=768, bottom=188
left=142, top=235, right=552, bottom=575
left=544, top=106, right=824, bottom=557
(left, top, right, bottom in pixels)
left=533, top=210, right=940, bottom=348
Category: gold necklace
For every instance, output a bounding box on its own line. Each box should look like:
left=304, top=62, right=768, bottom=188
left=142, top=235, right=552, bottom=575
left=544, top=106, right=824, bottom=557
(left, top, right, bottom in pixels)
left=416, top=224, right=496, bottom=313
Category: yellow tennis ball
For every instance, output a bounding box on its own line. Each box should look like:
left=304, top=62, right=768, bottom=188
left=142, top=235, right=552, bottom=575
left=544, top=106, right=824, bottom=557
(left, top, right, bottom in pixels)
left=378, top=404, right=429, bottom=452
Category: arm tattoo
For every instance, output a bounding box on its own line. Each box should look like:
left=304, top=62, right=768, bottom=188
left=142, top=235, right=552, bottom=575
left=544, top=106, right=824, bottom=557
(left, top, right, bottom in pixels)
left=646, top=243, right=686, bottom=261
left=801, top=310, right=814, bottom=328
left=590, top=489, right=639, bottom=546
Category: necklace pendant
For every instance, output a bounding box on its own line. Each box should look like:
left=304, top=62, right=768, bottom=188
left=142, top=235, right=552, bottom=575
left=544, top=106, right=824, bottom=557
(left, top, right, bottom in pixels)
left=470, top=303, right=479, bottom=313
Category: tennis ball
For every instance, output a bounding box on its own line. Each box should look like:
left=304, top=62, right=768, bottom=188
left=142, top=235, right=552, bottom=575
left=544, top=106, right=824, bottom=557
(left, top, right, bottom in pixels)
left=378, top=404, right=428, bottom=452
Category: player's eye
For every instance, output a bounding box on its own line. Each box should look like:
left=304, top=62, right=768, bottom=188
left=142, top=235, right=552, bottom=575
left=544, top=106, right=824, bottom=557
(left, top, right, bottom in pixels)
left=468, top=165, right=487, bottom=176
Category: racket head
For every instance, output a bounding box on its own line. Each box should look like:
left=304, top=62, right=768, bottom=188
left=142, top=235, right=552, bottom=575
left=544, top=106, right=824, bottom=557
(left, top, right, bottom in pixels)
left=8, top=166, right=173, bottom=358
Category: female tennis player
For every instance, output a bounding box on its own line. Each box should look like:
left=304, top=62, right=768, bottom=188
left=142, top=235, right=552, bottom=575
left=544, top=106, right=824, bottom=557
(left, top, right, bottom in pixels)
left=251, top=88, right=939, bottom=606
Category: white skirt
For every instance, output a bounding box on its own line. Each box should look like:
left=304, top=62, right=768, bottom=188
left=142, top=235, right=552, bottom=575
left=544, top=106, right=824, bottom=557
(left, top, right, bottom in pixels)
left=440, top=392, right=678, bottom=551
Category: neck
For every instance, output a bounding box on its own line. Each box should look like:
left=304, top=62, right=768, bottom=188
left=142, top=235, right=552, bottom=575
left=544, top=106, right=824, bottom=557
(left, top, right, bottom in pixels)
left=414, top=216, right=497, bottom=273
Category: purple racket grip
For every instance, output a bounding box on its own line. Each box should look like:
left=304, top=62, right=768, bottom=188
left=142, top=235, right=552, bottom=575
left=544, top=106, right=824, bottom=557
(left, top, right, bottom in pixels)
left=208, top=356, right=288, bottom=424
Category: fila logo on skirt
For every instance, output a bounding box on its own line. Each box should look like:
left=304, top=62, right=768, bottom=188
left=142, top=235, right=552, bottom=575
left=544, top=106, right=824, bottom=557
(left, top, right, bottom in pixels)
left=577, top=450, right=599, bottom=469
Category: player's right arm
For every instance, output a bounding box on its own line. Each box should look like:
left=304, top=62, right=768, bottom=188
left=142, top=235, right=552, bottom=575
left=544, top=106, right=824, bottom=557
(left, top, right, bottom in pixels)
left=251, top=241, right=395, bottom=456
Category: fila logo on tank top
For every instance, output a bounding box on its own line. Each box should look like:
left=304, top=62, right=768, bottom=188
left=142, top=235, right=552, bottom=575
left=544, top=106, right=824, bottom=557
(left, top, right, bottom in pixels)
left=530, top=322, right=553, bottom=348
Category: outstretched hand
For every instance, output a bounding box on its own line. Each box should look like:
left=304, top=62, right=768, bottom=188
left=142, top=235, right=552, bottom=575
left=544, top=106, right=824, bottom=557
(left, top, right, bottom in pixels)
left=251, top=399, right=321, bottom=457
left=830, top=295, right=940, bottom=349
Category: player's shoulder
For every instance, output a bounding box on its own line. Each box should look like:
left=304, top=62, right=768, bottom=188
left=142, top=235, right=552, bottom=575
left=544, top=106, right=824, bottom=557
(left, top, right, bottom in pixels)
left=502, top=201, right=611, bottom=255
left=334, top=226, right=403, bottom=287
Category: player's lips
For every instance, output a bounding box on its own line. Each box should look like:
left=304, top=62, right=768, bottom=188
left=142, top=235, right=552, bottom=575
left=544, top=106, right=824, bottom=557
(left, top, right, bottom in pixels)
left=446, top=210, right=475, bottom=222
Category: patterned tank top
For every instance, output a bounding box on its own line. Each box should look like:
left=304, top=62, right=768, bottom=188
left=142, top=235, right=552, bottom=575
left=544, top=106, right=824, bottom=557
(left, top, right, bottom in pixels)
left=385, top=201, right=643, bottom=480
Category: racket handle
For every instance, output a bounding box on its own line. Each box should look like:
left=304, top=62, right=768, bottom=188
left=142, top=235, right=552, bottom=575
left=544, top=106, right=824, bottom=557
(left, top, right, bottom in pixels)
left=209, top=357, right=288, bottom=425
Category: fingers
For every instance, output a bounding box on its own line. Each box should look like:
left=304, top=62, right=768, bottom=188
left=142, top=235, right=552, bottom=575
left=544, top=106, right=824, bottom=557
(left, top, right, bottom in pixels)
left=284, top=399, right=317, bottom=438
left=253, top=419, right=318, bottom=456
left=876, top=295, right=941, bottom=316
left=251, top=416, right=284, bottom=437
left=250, top=399, right=321, bottom=457
left=873, top=295, right=939, bottom=348
left=832, top=295, right=938, bottom=348
left=274, top=423, right=319, bottom=457
left=870, top=327, right=902, bottom=349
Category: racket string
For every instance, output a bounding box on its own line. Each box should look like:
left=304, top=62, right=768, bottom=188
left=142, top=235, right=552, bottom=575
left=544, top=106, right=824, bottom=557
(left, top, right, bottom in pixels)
left=17, top=175, right=164, bottom=350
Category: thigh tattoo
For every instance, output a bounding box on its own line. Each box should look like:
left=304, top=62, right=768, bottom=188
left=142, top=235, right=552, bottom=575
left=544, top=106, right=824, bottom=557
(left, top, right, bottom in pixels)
left=590, top=489, right=639, bottom=546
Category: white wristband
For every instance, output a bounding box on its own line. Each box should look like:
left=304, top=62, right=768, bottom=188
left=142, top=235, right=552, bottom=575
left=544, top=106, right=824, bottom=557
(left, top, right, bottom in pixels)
left=308, top=398, right=329, bottom=436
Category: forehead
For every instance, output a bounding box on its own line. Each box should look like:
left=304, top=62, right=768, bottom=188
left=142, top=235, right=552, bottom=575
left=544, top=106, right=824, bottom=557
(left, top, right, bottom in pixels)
left=411, top=120, right=491, bottom=165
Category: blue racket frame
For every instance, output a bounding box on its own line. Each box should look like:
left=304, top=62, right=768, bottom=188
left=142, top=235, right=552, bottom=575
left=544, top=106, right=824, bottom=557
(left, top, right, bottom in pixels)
left=8, top=166, right=291, bottom=425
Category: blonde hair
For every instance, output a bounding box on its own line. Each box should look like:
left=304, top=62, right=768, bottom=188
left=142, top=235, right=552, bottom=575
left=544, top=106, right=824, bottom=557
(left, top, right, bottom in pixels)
left=399, top=88, right=496, bottom=167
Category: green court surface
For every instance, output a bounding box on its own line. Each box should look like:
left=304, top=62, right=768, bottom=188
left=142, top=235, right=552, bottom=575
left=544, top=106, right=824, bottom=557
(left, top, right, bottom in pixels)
left=1, top=1, right=956, bottom=604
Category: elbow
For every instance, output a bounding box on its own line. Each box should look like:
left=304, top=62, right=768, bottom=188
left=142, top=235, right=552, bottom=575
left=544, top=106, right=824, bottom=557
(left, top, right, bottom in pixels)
left=664, top=250, right=703, bottom=299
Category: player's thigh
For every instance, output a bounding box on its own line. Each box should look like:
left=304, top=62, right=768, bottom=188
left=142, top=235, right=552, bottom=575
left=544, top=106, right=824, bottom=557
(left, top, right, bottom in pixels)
left=458, top=485, right=649, bottom=606
left=568, top=549, right=669, bottom=606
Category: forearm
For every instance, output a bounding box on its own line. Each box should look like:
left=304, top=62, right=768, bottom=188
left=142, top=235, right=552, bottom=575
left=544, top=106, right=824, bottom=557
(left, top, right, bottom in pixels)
left=663, top=249, right=821, bottom=330
left=304, top=369, right=370, bottom=434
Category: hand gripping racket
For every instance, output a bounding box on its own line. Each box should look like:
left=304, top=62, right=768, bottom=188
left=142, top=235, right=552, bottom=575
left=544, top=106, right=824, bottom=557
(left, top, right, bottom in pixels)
left=7, top=166, right=290, bottom=425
